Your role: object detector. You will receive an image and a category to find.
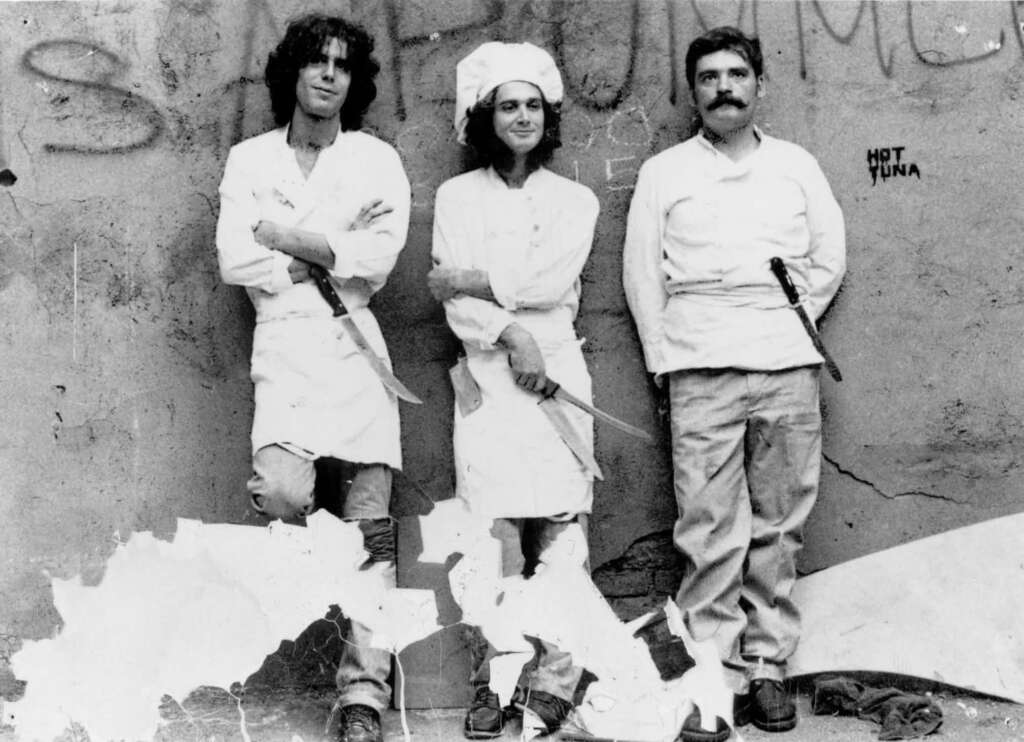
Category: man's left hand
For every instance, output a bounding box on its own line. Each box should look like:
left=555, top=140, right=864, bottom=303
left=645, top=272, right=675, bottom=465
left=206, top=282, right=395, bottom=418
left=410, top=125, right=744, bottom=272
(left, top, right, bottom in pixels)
left=351, top=199, right=394, bottom=230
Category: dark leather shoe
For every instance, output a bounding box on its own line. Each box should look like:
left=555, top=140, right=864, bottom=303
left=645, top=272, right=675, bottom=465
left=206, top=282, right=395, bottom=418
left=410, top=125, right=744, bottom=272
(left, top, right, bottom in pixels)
left=515, top=689, right=573, bottom=736
left=747, top=678, right=797, bottom=732
left=338, top=704, right=382, bottom=742
left=464, top=686, right=504, bottom=739
left=676, top=708, right=730, bottom=742
left=733, top=691, right=753, bottom=728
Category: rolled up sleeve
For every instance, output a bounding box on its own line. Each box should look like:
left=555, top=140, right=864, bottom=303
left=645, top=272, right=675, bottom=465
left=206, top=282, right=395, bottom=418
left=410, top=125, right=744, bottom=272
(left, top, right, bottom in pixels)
left=326, top=147, right=412, bottom=292
left=216, top=148, right=294, bottom=294
left=432, top=185, right=515, bottom=349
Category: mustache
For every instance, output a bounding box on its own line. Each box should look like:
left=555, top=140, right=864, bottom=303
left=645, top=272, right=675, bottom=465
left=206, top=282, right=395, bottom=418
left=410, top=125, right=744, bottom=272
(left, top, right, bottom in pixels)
left=708, top=95, right=747, bottom=110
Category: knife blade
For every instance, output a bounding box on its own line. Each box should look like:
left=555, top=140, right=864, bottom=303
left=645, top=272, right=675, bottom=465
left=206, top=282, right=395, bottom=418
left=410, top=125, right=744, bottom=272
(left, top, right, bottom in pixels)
left=768, top=257, right=843, bottom=382
left=537, top=397, right=605, bottom=480
left=308, top=264, right=424, bottom=404
left=539, top=378, right=655, bottom=443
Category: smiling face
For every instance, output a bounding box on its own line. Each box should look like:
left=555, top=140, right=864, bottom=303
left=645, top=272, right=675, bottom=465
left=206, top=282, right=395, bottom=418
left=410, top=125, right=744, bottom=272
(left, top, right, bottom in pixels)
left=294, top=37, right=351, bottom=122
left=692, top=48, right=764, bottom=137
left=492, top=81, right=545, bottom=157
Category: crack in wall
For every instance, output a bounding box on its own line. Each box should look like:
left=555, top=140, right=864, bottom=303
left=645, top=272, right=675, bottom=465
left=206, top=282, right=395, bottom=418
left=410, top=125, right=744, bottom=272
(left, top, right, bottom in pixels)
left=823, top=453, right=968, bottom=504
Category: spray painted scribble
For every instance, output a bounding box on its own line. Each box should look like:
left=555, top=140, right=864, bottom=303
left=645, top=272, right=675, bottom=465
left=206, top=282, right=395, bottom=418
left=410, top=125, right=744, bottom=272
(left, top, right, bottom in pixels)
left=22, top=39, right=164, bottom=154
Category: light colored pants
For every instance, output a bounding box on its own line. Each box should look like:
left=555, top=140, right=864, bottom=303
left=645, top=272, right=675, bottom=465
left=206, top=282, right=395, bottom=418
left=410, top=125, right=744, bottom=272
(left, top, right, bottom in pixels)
left=248, top=444, right=395, bottom=712
left=466, top=516, right=588, bottom=703
left=668, top=368, right=821, bottom=692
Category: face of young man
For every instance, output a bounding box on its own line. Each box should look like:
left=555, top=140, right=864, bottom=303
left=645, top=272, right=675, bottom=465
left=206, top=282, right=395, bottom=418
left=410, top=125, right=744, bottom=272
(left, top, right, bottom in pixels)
left=692, top=48, right=764, bottom=138
left=294, top=37, right=351, bottom=122
left=492, top=81, right=545, bottom=156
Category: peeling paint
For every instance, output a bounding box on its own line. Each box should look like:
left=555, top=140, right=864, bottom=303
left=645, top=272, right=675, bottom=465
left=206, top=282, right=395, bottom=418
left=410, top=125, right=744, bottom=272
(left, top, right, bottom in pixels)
left=2, top=0, right=1024, bottom=713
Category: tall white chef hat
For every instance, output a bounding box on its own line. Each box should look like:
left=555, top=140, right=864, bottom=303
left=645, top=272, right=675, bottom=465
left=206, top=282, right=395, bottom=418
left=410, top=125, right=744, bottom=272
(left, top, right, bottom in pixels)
left=454, top=41, right=564, bottom=144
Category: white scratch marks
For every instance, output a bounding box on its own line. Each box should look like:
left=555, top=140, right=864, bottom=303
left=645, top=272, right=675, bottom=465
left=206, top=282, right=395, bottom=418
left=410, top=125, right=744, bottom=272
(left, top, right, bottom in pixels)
left=393, top=651, right=412, bottom=742
left=72, top=241, right=78, bottom=362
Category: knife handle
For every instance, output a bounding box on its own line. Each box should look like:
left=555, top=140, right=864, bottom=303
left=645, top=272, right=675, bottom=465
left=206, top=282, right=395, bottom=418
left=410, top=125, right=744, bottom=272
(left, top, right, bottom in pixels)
left=769, top=257, right=801, bottom=306
left=308, top=264, right=347, bottom=317
left=540, top=378, right=561, bottom=400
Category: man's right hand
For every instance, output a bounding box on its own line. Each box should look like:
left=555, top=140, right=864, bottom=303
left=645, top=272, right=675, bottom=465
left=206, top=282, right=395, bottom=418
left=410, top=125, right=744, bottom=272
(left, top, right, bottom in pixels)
left=499, top=324, right=547, bottom=393
left=288, top=258, right=312, bottom=283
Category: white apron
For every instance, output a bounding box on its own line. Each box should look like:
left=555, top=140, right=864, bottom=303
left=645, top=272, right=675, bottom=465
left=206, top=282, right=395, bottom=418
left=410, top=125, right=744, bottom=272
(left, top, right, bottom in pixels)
left=432, top=167, right=601, bottom=519
left=455, top=311, right=594, bottom=519
left=216, top=127, right=409, bottom=468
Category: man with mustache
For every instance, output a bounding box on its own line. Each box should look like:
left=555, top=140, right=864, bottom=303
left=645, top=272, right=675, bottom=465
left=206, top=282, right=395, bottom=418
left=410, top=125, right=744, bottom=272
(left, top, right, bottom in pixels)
left=622, top=26, right=845, bottom=742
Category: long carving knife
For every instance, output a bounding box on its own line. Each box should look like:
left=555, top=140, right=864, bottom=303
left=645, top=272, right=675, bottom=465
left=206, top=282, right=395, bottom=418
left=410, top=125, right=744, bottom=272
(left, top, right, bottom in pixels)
left=537, top=397, right=605, bottom=480
left=308, top=264, right=423, bottom=404
left=768, top=257, right=842, bottom=382
left=540, top=378, right=654, bottom=443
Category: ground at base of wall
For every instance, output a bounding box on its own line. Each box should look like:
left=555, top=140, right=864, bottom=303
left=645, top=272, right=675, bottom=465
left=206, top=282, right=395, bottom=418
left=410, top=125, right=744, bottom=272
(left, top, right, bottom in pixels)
left=2, top=686, right=1021, bottom=742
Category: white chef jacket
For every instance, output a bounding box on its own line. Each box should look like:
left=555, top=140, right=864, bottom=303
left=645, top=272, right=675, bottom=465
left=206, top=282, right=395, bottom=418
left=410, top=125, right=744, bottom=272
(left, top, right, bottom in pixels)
left=432, top=167, right=599, bottom=518
left=623, top=129, right=846, bottom=376
left=216, top=126, right=411, bottom=467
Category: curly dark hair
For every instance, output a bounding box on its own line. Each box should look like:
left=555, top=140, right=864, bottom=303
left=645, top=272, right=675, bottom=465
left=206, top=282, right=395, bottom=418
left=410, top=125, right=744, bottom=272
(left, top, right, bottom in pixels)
left=264, top=13, right=380, bottom=130
left=463, top=87, right=562, bottom=172
left=684, top=25, right=763, bottom=89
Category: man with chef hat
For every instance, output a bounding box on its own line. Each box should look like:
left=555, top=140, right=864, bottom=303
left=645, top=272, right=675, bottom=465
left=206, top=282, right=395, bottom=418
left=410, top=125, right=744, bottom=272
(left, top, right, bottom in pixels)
left=427, top=40, right=600, bottom=739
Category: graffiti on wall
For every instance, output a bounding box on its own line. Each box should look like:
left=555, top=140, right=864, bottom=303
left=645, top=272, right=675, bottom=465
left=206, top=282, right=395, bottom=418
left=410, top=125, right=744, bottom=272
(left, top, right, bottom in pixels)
left=22, top=40, right=164, bottom=155
left=867, top=147, right=921, bottom=185
left=8, top=0, right=1023, bottom=161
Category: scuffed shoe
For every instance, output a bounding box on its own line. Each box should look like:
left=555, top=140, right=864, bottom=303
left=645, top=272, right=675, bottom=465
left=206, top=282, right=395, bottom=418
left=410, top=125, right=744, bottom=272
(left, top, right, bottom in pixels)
left=676, top=708, right=730, bottom=742
left=338, top=704, right=382, bottom=742
left=747, top=678, right=797, bottom=732
left=515, top=689, right=573, bottom=736
left=464, top=686, right=505, bottom=739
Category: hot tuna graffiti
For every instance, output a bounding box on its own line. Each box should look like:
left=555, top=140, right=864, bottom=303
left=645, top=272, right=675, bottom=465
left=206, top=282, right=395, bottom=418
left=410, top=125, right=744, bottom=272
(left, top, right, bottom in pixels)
left=867, top=146, right=921, bottom=186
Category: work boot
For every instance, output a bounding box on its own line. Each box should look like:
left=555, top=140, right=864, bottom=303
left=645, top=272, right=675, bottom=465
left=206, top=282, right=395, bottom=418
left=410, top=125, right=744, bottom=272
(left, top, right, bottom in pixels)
left=514, top=689, right=573, bottom=736
left=747, top=678, right=797, bottom=732
left=676, top=708, right=730, bottom=742
left=463, top=686, right=504, bottom=739
left=677, top=691, right=759, bottom=742
left=337, top=704, right=382, bottom=742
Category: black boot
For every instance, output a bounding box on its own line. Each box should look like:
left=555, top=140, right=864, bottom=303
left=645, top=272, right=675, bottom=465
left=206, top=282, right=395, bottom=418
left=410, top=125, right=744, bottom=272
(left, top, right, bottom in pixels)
left=515, top=689, right=573, bottom=736
left=676, top=708, right=731, bottom=742
left=747, top=679, right=797, bottom=732
left=464, top=686, right=505, bottom=739
left=337, top=704, right=382, bottom=742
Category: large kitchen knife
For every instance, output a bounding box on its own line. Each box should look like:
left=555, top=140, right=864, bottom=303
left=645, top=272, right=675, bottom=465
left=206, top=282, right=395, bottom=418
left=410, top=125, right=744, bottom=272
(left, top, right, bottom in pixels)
left=537, top=396, right=605, bottom=480
left=768, top=257, right=842, bottom=382
left=308, top=264, right=423, bottom=404
left=539, top=378, right=654, bottom=443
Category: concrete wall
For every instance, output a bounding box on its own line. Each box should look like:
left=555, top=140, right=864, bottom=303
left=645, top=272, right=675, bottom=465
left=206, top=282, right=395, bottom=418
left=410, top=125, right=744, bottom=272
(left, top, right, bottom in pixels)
left=3, top=0, right=1024, bottom=686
